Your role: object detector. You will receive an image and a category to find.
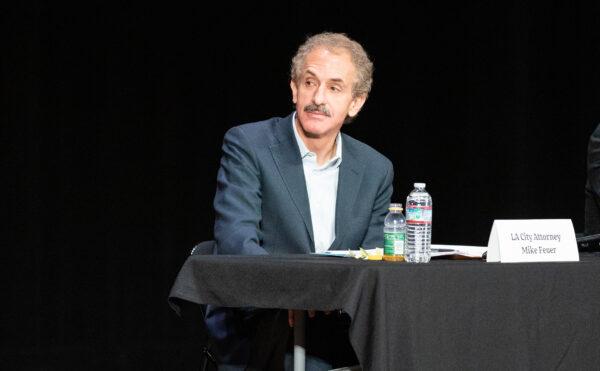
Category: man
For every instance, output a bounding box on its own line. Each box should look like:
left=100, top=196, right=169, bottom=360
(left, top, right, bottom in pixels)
left=210, top=32, right=394, bottom=369
left=585, top=124, right=600, bottom=235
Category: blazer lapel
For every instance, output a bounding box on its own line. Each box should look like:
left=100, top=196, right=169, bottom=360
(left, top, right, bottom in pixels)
left=330, top=137, right=365, bottom=250
left=269, top=115, right=315, bottom=249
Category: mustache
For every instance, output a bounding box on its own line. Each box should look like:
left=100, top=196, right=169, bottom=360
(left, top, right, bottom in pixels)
left=304, top=104, right=331, bottom=117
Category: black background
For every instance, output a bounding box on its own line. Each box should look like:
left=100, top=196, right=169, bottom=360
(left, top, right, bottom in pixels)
left=4, top=1, right=600, bottom=369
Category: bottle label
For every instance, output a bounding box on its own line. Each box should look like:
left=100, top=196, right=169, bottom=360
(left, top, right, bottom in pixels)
left=384, top=232, right=405, bottom=255
left=406, top=206, right=432, bottom=224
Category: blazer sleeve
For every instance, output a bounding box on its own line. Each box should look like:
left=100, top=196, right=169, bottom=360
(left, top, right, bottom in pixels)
left=588, top=125, right=600, bottom=196
left=585, top=124, right=600, bottom=234
left=360, top=160, right=394, bottom=248
left=213, top=126, right=268, bottom=255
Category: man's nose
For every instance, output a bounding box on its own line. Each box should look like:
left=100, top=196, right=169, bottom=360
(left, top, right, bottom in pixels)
left=312, top=84, right=326, bottom=106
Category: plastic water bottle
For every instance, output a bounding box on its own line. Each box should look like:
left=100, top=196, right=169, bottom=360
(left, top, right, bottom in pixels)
left=383, top=203, right=406, bottom=262
left=405, top=183, right=433, bottom=263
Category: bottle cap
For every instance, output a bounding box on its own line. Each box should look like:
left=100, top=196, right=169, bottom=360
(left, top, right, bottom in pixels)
left=389, top=203, right=403, bottom=211
left=414, top=182, right=426, bottom=188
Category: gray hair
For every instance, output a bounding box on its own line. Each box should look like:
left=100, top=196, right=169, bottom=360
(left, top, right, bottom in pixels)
left=291, top=32, right=373, bottom=98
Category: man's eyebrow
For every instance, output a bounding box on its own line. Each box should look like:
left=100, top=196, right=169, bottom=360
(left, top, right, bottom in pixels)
left=305, top=70, right=318, bottom=78
left=304, top=69, right=346, bottom=84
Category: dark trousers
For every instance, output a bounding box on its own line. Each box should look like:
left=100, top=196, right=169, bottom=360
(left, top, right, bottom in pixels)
left=205, top=307, right=357, bottom=370
left=205, top=306, right=289, bottom=370
left=298, top=311, right=358, bottom=368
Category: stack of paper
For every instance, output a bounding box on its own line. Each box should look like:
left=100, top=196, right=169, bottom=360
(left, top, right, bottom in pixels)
left=431, top=244, right=487, bottom=258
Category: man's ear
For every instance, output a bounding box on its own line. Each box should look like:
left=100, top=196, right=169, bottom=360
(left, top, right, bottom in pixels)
left=290, top=80, right=298, bottom=104
left=348, top=95, right=367, bottom=117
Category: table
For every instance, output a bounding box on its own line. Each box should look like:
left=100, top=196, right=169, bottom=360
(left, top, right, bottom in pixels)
left=168, top=253, right=600, bottom=370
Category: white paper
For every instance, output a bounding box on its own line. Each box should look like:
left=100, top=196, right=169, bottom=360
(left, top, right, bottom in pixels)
left=316, top=250, right=353, bottom=257
left=315, top=248, right=383, bottom=259
left=431, top=244, right=487, bottom=258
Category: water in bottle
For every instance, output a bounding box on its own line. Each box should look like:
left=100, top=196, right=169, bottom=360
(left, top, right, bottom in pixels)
left=383, top=203, right=406, bottom=262
left=405, top=183, right=432, bottom=263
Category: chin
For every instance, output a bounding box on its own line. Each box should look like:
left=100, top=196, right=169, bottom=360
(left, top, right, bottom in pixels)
left=299, top=124, right=323, bottom=136
left=298, top=122, right=329, bottom=137
left=300, top=113, right=333, bottom=126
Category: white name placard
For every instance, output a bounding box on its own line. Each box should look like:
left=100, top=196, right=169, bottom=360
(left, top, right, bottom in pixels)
left=486, top=219, right=579, bottom=263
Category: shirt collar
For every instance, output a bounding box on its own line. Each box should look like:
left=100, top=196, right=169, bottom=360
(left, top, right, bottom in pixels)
left=292, top=111, right=343, bottom=168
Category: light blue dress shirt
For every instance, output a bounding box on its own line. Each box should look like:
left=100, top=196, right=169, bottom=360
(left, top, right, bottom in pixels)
left=292, top=112, right=342, bottom=253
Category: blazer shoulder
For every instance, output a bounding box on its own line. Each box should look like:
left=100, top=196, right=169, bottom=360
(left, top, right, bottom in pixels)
left=342, top=133, right=393, bottom=170
left=225, top=116, right=287, bottom=146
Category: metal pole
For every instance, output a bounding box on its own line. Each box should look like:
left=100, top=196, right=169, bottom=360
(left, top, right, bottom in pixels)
left=293, top=310, right=306, bottom=371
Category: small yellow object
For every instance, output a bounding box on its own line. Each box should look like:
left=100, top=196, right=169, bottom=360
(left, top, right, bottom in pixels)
left=351, top=247, right=383, bottom=260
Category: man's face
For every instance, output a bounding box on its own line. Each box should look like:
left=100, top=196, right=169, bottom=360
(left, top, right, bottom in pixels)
left=291, top=47, right=366, bottom=139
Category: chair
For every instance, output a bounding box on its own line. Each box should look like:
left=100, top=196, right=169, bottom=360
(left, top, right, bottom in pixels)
left=190, top=240, right=217, bottom=256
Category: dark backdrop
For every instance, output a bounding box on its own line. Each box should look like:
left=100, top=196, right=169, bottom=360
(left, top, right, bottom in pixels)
left=4, top=1, right=600, bottom=369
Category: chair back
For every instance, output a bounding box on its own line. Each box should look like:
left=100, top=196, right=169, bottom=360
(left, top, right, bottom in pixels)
left=191, top=240, right=216, bottom=256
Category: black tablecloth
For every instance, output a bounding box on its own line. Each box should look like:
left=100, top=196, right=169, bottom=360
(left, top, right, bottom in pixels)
left=169, top=253, right=600, bottom=370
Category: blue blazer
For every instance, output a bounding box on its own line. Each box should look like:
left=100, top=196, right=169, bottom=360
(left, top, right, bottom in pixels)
left=214, top=112, right=394, bottom=254
left=586, top=124, right=600, bottom=235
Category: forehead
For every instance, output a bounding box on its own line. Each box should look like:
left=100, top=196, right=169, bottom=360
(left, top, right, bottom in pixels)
left=301, top=47, right=356, bottom=83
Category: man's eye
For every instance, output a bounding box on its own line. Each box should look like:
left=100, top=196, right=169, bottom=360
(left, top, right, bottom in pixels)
left=330, top=86, right=341, bottom=92
left=305, top=80, right=315, bottom=86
